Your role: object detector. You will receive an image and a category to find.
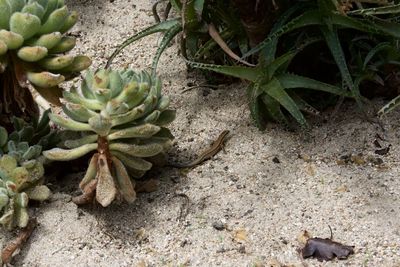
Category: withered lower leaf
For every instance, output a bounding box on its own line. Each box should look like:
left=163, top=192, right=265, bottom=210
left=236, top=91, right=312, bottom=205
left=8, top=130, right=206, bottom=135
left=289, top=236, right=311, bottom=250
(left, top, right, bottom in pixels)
left=301, top=237, right=354, bottom=261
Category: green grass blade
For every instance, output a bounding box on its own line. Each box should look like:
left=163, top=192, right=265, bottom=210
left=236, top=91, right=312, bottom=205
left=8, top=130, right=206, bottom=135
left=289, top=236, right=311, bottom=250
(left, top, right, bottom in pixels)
left=106, top=19, right=181, bottom=68
left=262, top=77, right=307, bottom=126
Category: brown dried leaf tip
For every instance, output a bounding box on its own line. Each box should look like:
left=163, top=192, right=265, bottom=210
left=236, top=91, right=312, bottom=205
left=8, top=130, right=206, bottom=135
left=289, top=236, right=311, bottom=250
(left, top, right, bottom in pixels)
left=301, top=237, right=354, bottom=261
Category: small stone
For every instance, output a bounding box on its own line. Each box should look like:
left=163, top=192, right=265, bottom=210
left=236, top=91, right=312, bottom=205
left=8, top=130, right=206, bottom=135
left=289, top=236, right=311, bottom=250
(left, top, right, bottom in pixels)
left=212, top=221, right=225, bottom=231
left=216, top=247, right=226, bottom=253
left=230, top=176, right=238, bottom=182
left=238, top=245, right=246, bottom=253
left=272, top=157, right=280, bottom=163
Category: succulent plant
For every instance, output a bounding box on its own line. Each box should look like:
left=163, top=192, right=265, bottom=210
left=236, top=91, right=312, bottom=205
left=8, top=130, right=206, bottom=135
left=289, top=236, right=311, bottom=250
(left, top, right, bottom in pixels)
left=0, top=125, right=50, bottom=230
left=0, top=0, right=91, bottom=126
left=43, top=69, right=175, bottom=207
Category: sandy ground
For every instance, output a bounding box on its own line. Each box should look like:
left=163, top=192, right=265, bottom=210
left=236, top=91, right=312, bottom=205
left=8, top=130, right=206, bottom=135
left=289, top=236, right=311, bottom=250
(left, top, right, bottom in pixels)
left=1, top=0, right=400, bottom=266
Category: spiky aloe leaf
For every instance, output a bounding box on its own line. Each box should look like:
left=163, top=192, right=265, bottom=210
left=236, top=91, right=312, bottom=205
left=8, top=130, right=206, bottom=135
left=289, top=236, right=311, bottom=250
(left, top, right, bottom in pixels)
left=261, top=94, right=288, bottom=125
left=378, top=95, right=400, bottom=116
left=321, top=26, right=362, bottom=107
left=277, top=73, right=351, bottom=97
left=186, top=60, right=261, bottom=82
left=348, top=4, right=400, bottom=15
left=246, top=82, right=266, bottom=130
left=151, top=23, right=182, bottom=76
left=106, top=19, right=181, bottom=68
left=262, top=77, right=307, bottom=127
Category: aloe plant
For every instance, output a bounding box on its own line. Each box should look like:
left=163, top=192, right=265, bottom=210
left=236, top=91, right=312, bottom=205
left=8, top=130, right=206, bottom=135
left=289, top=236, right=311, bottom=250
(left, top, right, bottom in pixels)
left=0, top=0, right=91, bottom=126
left=187, top=38, right=353, bottom=129
left=106, top=0, right=261, bottom=73
left=43, top=69, right=175, bottom=207
left=241, top=0, right=400, bottom=112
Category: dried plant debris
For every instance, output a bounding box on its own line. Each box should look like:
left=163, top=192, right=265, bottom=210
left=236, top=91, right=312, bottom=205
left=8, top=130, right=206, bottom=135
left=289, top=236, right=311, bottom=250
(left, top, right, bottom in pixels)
left=337, top=153, right=385, bottom=166
left=374, top=144, right=391, bottom=156
left=300, top=228, right=354, bottom=262
left=1, top=218, right=37, bottom=265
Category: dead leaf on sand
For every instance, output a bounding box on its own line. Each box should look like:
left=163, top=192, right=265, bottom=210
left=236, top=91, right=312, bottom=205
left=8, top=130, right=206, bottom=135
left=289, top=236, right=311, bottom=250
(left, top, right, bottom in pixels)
left=335, top=184, right=348, bottom=193
left=300, top=229, right=354, bottom=261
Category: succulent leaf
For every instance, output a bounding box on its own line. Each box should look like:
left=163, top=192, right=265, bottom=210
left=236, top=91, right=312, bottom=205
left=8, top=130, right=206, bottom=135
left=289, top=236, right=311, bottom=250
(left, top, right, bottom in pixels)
left=10, top=12, right=41, bottom=40
left=95, top=154, right=116, bottom=207
left=43, top=143, right=97, bottom=161
left=111, top=156, right=136, bottom=203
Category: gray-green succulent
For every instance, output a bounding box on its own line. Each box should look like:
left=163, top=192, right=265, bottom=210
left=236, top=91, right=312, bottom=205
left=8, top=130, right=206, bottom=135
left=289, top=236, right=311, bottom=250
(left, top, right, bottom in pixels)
left=0, top=0, right=91, bottom=122
left=0, top=125, right=50, bottom=230
left=43, top=69, right=175, bottom=207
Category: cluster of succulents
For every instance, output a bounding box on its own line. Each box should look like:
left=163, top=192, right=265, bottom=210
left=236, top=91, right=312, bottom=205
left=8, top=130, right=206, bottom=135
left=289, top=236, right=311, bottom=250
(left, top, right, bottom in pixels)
left=0, top=0, right=91, bottom=123
left=0, top=123, right=51, bottom=230
left=43, top=69, right=175, bottom=207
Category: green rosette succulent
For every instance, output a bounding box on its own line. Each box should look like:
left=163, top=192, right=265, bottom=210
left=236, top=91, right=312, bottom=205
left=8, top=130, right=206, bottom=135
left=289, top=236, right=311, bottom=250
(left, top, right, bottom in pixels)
left=0, top=0, right=91, bottom=125
left=43, top=69, right=176, bottom=207
left=0, top=126, right=50, bottom=230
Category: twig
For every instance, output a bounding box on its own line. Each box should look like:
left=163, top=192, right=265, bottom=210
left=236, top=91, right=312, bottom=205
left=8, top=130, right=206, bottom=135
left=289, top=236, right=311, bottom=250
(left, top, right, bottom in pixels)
left=173, top=193, right=190, bottom=225
left=1, top=218, right=37, bottom=265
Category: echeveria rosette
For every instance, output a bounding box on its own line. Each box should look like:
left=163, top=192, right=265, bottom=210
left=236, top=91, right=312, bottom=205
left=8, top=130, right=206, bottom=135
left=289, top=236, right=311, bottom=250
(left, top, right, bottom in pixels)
left=0, top=126, right=51, bottom=230
left=0, top=0, right=91, bottom=124
left=43, top=69, right=176, bottom=207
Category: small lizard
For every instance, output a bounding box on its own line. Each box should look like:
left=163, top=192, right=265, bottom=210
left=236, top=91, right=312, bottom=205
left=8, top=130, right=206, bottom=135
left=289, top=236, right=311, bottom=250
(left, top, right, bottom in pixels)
left=169, top=130, right=230, bottom=168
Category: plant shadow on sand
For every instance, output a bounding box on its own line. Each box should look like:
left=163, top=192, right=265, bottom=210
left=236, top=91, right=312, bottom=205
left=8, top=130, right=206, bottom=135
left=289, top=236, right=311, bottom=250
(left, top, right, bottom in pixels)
left=50, top=164, right=190, bottom=244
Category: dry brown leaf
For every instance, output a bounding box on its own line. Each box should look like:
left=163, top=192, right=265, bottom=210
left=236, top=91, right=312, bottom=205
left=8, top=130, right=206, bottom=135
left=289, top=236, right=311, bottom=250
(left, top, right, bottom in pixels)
left=335, top=184, right=348, bottom=193
left=302, top=237, right=354, bottom=261
left=233, top=228, right=247, bottom=242
left=305, top=164, right=316, bottom=176
left=135, top=260, right=147, bottom=267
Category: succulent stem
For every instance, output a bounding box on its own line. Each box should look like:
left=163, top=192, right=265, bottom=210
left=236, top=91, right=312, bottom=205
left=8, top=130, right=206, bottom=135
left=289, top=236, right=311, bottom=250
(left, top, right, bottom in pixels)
left=0, top=52, right=38, bottom=129
left=97, top=135, right=111, bottom=168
